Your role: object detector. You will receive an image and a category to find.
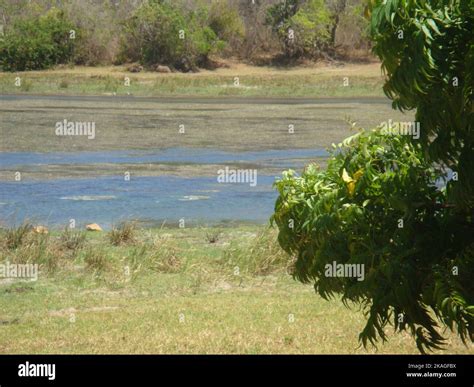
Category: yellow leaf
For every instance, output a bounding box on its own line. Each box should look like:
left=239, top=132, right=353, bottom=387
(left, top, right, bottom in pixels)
left=347, top=181, right=356, bottom=197
left=342, top=168, right=353, bottom=183
left=353, top=169, right=364, bottom=181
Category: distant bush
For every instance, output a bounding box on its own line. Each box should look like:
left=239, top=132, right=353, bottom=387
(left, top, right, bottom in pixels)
left=207, top=1, right=245, bottom=54
left=63, top=1, right=120, bottom=66
left=333, top=1, right=370, bottom=54
left=119, top=1, right=224, bottom=71
left=287, top=0, right=331, bottom=57
left=0, top=8, right=76, bottom=71
left=267, top=0, right=331, bottom=59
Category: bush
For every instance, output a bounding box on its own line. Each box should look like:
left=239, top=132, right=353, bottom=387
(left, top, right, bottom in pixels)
left=267, top=0, right=331, bottom=58
left=332, top=1, right=371, bottom=55
left=207, top=1, right=245, bottom=53
left=119, top=0, right=224, bottom=71
left=0, top=7, right=76, bottom=71
left=369, top=0, right=474, bottom=210
left=61, top=1, right=124, bottom=66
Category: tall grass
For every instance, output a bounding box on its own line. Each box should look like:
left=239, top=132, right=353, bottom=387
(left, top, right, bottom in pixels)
left=108, top=222, right=136, bottom=246
left=2, top=223, right=32, bottom=250
left=222, top=228, right=290, bottom=276
left=83, top=247, right=109, bottom=274
left=0, top=224, right=288, bottom=284
left=60, top=227, right=86, bottom=252
left=0, top=226, right=62, bottom=274
left=125, top=241, right=182, bottom=277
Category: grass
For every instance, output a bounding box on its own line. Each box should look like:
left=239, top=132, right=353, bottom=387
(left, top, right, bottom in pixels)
left=0, top=93, right=413, bottom=156
left=60, top=227, right=87, bottom=251
left=108, top=222, right=137, bottom=246
left=0, top=225, right=471, bottom=354
left=3, top=223, right=32, bottom=250
left=0, top=62, right=386, bottom=98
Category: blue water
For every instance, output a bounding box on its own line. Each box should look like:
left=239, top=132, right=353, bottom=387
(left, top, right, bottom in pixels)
left=0, top=148, right=326, bottom=169
left=0, top=148, right=326, bottom=228
left=0, top=175, right=279, bottom=228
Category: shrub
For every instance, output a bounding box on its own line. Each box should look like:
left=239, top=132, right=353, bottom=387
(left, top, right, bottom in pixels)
left=267, top=0, right=331, bottom=58
left=0, top=7, right=76, bottom=71
left=331, top=1, right=371, bottom=55
left=369, top=0, right=474, bottom=210
left=207, top=1, right=245, bottom=53
left=62, top=1, right=121, bottom=65
left=119, top=0, right=224, bottom=71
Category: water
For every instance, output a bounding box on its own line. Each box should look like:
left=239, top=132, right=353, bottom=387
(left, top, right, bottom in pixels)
left=0, top=148, right=326, bottom=228
left=0, top=148, right=325, bottom=168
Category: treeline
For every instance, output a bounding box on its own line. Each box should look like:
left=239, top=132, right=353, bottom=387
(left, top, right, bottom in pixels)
left=0, top=0, right=370, bottom=71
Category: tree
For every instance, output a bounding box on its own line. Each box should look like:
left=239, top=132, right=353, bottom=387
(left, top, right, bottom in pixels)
left=272, top=0, right=473, bottom=353
left=369, top=0, right=474, bottom=210
left=207, top=0, right=245, bottom=52
left=119, top=0, right=224, bottom=71
left=266, top=0, right=332, bottom=58
left=326, top=0, right=347, bottom=47
left=0, top=7, right=76, bottom=71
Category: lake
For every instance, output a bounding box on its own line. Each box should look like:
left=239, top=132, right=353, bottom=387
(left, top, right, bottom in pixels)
left=0, top=147, right=325, bottom=228
left=0, top=95, right=414, bottom=229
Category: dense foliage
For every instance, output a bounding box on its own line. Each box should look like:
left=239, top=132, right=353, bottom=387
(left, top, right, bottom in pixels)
left=266, top=0, right=332, bottom=58
left=0, top=0, right=370, bottom=69
left=0, top=7, right=75, bottom=71
left=207, top=1, right=245, bottom=50
left=273, top=0, right=474, bottom=352
left=119, top=0, right=224, bottom=71
left=369, top=0, right=474, bottom=209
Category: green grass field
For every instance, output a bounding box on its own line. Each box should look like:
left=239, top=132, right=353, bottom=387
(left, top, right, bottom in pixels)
left=0, top=225, right=471, bottom=354
left=0, top=62, right=385, bottom=98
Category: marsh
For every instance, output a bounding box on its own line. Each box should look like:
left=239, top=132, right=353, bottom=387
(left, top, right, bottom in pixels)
left=0, top=95, right=412, bottom=228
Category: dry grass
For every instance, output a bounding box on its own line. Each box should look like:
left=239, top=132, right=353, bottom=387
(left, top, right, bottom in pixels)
left=0, top=62, right=386, bottom=98
left=60, top=227, right=87, bottom=252
left=0, top=225, right=471, bottom=354
left=108, top=222, right=137, bottom=246
left=0, top=94, right=413, bottom=155
left=3, top=61, right=382, bottom=78
left=2, top=223, right=32, bottom=250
